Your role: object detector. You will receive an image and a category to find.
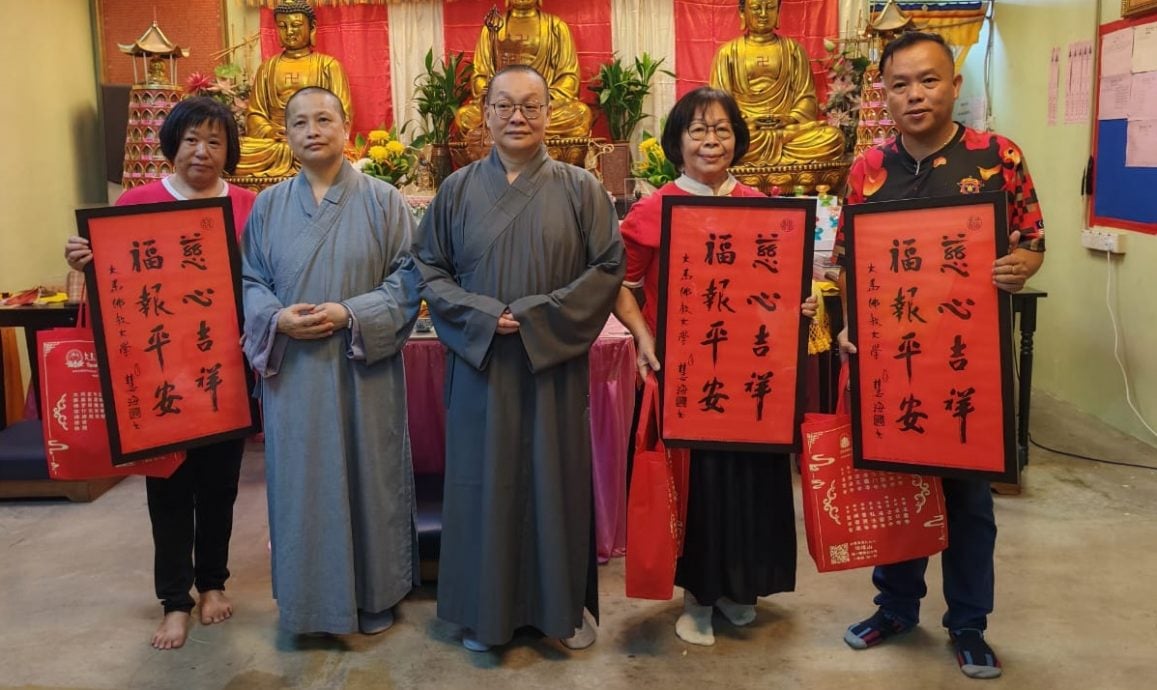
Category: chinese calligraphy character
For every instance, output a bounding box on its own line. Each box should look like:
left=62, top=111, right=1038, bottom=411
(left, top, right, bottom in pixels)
left=152, top=380, right=183, bottom=416
left=746, top=291, right=780, bottom=312
left=948, top=334, right=968, bottom=371
left=753, top=233, right=779, bottom=273
left=704, top=233, right=736, bottom=265
left=944, top=386, right=976, bottom=443
left=938, top=297, right=976, bottom=320
left=744, top=371, right=774, bottom=421
left=180, top=233, right=208, bottom=271
left=700, top=321, right=729, bottom=365
left=752, top=324, right=770, bottom=357
left=136, top=283, right=175, bottom=318
left=196, top=320, right=214, bottom=352
left=182, top=288, right=217, bottom=308
left=130, top=239, right=164, bottom=272
left=940, top=233, right=969, bottom=277
left=893, top=331, right=923, bottom=381
left=895, top=394, right=928, bottom=433
left=698, top=377, right=729, bottom=413
left=196, top=363, right=223, bottom=412
left=144, top=324, right=172, bottom=369
left=702, top=278, right=737, bottom=313
left=888, top=238, right=924, bottom=272
left=890, top=287, right=927, bottom=324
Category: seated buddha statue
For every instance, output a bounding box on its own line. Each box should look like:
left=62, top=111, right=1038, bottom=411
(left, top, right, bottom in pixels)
left=454, top=0, right=592, bottom=139
left=709, top=0, right=844, bottom=166
left=235, top=0, right=353, bottom=178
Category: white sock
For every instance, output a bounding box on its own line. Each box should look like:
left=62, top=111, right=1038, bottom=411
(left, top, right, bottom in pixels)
left=560, top=609, right=597, bottom=650
left=675, top=590, right=715, bottom=646
left=462, top=630, right=491, bottom=652
left=715, top=597, right=756, bottom=627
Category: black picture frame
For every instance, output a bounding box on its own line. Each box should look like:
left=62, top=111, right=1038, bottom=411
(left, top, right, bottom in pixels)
left=843, top=190, right=1017, bottom=483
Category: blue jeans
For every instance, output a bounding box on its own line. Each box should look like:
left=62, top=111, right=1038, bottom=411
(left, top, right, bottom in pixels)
left=872, top=477, right=996, bottom=631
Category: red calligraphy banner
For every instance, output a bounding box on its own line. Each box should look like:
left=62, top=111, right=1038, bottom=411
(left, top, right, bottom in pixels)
left=844, top=191, right=1017, bottom=483
left=657, top=196, right=815, bottom=451
left=77, top=199, right=258, bottom=464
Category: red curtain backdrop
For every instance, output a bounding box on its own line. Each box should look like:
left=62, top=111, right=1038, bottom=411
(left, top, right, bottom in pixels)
left=443, top=0, right=614, bottom=139
left=260, top=4, right=392, bottom=135
left=674, top=0, right=837, bottom=101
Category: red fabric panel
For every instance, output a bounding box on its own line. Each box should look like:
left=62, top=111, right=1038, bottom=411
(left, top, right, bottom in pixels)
left=674, top=0, right=837, bottom=101
left=442, top=1, right=614, bottom=139
left=260, top=4, right=392, bottom=135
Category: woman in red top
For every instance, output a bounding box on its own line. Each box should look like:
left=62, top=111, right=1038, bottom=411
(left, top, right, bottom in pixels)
left=64, top=97, right=255, bottom=650
left=615, top=87, right=815, bottom=646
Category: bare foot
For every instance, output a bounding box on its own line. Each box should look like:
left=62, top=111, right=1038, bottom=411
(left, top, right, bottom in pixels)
left=152, top=611, right=190, bottom=650
left=199, top=590, right=233, bottom=625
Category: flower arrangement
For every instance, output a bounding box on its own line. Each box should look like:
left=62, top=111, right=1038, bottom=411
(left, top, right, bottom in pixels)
left=632, top=131, right=677, bottom=188
left=353, top=127, right=417, bottom=188
left=185, top=63, right=252, bottom=134
left=820, top=39, right=870, bottom=156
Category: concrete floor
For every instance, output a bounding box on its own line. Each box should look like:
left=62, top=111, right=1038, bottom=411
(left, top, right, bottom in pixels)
left=2, top=390, right=1156, bottom=690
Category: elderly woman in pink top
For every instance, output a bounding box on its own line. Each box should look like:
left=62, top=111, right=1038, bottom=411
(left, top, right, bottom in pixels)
left=64, top=97, right=255, bottom=650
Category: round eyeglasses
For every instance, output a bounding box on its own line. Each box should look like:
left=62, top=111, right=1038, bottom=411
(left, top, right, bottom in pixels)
left=489, top=101, right=546, bottom=120
left=686, top=123, right=735, bottom=141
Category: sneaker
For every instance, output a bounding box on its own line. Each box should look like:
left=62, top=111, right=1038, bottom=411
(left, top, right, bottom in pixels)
left=844, top=609, right=914, bottom=649
left=950, top=628, right=1002, bottom=679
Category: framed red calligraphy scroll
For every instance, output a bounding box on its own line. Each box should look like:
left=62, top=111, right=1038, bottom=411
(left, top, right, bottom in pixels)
left=657, top=196, right=815, bottom=451
left=844, top=191, right=1017, bottom=483
left=77, top=198, right=258, bottom=464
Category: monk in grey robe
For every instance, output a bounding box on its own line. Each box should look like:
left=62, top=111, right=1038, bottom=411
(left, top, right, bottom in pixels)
left=413, top=65, right=624, bottom=651
left=242, top=87, right=420, bottom=635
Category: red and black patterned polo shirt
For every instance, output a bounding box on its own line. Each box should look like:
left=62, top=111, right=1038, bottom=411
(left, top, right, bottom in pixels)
left=835, top=124, right=1046, bottom=264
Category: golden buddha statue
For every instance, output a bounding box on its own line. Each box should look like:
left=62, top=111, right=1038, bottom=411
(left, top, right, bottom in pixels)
left=709, top=0, right=844, bottom=166
left=454, top=0, right=592, bottom=139
left=235, top=0, right=353, bottom=178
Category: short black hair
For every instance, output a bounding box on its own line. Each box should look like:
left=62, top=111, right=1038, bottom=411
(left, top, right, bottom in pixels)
left=285, top=86, right=347, bottom=122
left=660, top=87, right=750, bottom=169
left=159, top=96, right=241, bottom=174
left=486, top=64, right=551, bottom=104
left=879, top=31, right=955, bottom=75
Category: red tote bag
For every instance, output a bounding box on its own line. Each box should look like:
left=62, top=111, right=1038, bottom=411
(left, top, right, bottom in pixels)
left=800, top=371, right=948, bottom=572
left=37, top=304, right=185, bottom=480
left=625, top=374, right=690, bottom=600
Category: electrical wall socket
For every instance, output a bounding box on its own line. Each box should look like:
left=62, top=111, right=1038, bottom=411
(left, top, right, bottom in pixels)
left=1081, top=229, right=1127, bottom=254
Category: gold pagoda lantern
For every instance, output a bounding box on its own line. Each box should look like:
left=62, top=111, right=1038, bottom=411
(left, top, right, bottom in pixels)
left=117, top=22, right=189, bottom=189
left=854, top=1, right=916, bottom=157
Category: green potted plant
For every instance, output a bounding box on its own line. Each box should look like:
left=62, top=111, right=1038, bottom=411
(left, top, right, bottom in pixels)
left=412, top=49, right=472, bottom=187
left=588, top=52, right=671, bottom=196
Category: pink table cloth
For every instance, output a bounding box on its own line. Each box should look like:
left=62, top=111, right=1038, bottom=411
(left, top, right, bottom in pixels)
left=403, top=317, right=636, bottom=563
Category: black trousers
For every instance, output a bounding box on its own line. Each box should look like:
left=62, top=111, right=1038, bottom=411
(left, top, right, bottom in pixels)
left=146, top=437, right=245, bottom=613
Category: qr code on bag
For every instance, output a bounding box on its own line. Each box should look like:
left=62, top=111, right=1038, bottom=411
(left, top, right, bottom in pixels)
left=829, top=543, right=850, bottom=565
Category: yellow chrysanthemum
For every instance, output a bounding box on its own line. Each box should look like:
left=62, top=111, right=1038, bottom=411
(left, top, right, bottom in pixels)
left=368, top=129, right=391, bottom=144
left=385, top=140, right=406, bottom=156
left=369, top=145, right=390, bottom=164
left=639, top=137, right=659, bottom=156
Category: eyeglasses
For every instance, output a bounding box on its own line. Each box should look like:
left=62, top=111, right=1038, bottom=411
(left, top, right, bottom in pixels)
left=489, top=101, right=546, bottom=120
left=686, top=123, right=735, bottom=141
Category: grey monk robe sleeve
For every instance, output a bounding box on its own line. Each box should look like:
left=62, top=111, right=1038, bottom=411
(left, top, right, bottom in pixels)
left=508, top=176, right=625, bottom=374
left=340, top=188, right=422, bottom=365
left=412, top=181, right=508, bottom=371
left=241, top=193, right=290, bottom=378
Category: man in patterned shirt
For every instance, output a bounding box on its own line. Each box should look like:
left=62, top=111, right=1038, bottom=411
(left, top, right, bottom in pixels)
left=833, top=31, right=1045, bottom=679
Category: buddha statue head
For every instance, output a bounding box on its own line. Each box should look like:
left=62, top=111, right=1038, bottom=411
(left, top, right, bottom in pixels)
left=740, top=0, right=780, bottom=37
left=274, top=0, right=316, bottom=54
